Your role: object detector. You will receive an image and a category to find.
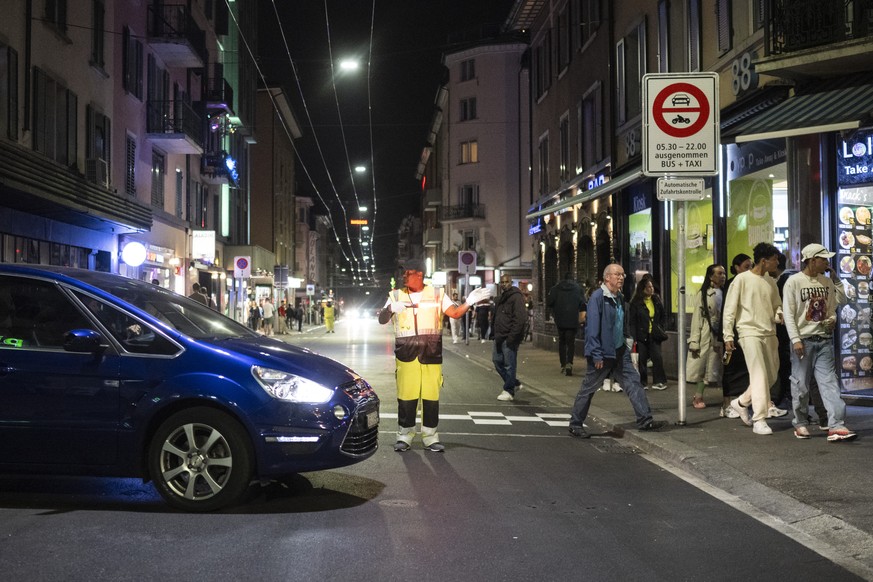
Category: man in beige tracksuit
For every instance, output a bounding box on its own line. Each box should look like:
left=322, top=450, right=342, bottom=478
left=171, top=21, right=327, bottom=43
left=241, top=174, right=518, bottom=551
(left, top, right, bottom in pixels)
left=722, top=242, right=783, bottom=435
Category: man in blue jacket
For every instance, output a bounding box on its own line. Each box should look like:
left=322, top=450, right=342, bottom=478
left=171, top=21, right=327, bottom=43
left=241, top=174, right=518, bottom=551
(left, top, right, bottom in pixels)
left=568, top=264, right=667, bottom=438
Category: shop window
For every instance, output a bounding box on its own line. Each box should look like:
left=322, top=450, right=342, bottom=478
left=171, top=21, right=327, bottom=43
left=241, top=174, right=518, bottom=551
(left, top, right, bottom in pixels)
left=559, top=241, right=574, bottom=277
left=544, top=246, right=558, bottom=303
left=576, top=233, right=596, bottom=293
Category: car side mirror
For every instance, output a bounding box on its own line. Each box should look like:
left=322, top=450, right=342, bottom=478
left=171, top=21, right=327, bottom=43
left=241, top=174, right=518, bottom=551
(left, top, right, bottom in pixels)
left=63, top=329, right=107, bottom=353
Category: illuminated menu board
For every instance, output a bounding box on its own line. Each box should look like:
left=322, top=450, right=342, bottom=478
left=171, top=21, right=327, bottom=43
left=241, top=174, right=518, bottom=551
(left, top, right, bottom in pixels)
left=836, top=186, right=873, bottom=393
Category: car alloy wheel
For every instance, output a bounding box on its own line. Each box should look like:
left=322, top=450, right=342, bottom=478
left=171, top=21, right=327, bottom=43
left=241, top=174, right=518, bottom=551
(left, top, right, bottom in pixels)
left=149, top=407, right=254, bottom=512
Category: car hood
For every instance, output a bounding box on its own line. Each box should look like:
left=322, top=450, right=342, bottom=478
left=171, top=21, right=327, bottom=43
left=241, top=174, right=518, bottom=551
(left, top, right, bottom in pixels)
left=204, top=336, right=361, bottom=389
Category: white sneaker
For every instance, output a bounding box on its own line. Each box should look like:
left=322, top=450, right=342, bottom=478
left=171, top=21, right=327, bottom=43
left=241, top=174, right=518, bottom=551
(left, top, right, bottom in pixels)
left=612, top=382, right=622, bottom=392
left=601, top=380, right=612, bottom=391
left=730, top=398, right=751, bottom=426
left=497, top=390, right=514, bottom=401
left=752, top=420, right=773, bottom=435
left=767, top=403, right=788, bottom=418
left=652, top=383, right=668, bottom=390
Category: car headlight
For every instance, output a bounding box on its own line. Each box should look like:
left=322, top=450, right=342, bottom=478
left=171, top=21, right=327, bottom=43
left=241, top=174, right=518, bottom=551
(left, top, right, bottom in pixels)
left=252, top=366, right=334, bottom=403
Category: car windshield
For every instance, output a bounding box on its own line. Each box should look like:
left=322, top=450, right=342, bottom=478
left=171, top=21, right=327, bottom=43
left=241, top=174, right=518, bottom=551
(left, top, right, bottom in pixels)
left=74, top=272, right=259, bottom=341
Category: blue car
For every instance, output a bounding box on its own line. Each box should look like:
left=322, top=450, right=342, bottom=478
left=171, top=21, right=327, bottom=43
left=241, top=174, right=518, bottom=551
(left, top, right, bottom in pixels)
left=0, top=265, right=379, bottom=511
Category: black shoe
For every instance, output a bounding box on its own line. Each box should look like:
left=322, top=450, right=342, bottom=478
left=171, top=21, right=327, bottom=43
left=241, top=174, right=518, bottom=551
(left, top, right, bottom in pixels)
left=568, top=426, right=590, bottom=439
left=640, top=419, right=668, bottom=431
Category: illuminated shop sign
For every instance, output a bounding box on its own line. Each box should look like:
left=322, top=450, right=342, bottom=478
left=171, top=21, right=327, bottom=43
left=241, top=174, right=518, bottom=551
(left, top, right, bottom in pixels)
left=528, top=220, right=543, bottom=235
left=586, top=173, right=607, bottom=191
left=839, top=130, right=873, bottom=186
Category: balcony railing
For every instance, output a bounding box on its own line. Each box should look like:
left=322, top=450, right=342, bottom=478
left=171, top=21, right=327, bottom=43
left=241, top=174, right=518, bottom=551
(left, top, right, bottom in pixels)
left=205, top=63, right=234, bottom=114
left=769, top=0, right=873, bottom=54
left=147, top=4, right=208, bottom=68
left=146, top=100, right=204, bottom=154
left=441, top=204, right=485, bottom=222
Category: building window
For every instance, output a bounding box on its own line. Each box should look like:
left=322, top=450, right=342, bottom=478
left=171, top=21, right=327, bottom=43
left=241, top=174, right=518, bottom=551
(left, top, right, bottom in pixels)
left=44, top=0, right=68, bottom=35
left=86, top=105, right=110, bottom=163
left=125, top=134, right=136, bottom=196
left=559, top=113, right=570, bottom=181
left=460, top=58, right=475, bottom=82
left=574, top=0, right=601, bottom=50
left=658, top=0, right=669, bottom=73
left=459, top=184, right=479, bottom=207
left=534, top=31, right=552, bottom=98
left=752, top=0, right=765, bottom=31
left=460, top=140, right=478, bottom=164
left=91, top=1, right=105, bottom=69
left=463, top=230, right=476, bottom=251
left=460, top=97, right=477, bottom=121
left=151, top=149, right=165, bottom=208
left=538, top=133, right=549, bottom=195
left=688, top=0, right=701, bottom=71
left=558, top=7, right=571, bottom=71
left=616, top=22, right=645, bottom=126
left=716, top=0, right=732, bottom=54
left=195, top=181, right=207, bottom=228
left=579, top=82, right=603, bottom=171
left=32, top=67, right=77, bottom=167
left=0, top=44, right=19, bottom=141
left=122, top=26, right=143, bottom=99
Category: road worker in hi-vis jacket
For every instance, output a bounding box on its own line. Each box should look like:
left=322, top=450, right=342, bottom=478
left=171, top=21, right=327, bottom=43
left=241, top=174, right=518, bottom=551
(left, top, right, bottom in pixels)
left=379, top=258, right=493, bottom=452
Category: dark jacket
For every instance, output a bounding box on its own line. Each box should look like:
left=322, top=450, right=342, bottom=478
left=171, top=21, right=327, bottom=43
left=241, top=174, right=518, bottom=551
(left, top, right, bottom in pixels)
left=493, top=285, right=527, bottom=347
left=629, top=294, right=666, bottom=344
left=547, top=279, right=586, bottom=329
left=584, top=287, right=628, bottom=362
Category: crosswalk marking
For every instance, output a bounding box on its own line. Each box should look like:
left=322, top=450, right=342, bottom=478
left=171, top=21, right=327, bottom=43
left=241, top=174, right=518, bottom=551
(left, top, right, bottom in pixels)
left=379, top=411, right=571, bottom=427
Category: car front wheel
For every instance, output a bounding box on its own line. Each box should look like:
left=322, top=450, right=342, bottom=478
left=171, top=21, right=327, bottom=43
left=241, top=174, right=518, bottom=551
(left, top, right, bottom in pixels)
left=148, top=407, right=254, bottom=512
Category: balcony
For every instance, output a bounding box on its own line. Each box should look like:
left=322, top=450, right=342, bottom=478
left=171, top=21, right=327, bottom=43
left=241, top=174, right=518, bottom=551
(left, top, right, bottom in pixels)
left=440, top=204, right=486, bottom=225
left=146, top=100, right=204, bottom=154
left=424, top=188, right=442, bottom=209
left=424, top=226, right=442, bottom=247
left=202, top=150, right=240, bottom=187
left=147, top=4, right=208, bottom=69
left=204, top=63, right=234, bottom=114
left=758, top=0, right=873, bottom=78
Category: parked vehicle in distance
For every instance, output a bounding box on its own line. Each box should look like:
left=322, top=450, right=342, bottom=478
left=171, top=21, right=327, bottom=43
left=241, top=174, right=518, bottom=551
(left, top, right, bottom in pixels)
left=0, top=265, right=380, bottom=511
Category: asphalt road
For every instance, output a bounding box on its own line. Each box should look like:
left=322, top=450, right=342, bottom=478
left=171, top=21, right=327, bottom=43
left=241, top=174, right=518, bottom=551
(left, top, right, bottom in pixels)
left=0, top=317, right=865, bottom=581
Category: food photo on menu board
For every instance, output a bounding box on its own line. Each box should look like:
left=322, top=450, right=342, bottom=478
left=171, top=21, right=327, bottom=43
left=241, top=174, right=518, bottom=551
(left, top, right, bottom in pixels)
left=837, top=201, right=873, bottom=392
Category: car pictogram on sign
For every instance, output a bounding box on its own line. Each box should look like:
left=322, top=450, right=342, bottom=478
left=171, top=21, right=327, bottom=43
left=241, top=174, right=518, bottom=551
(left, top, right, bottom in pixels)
left=671, top=94, right=691, bottom=106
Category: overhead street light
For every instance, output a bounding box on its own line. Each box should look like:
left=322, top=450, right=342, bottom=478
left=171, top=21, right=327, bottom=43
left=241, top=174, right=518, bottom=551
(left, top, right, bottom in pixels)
left=340, top=59, right=359, bottom=71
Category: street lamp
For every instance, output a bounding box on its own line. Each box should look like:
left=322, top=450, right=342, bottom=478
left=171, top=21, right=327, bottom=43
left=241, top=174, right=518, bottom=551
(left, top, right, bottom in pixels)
left=339, top=59, right=359, bottom=71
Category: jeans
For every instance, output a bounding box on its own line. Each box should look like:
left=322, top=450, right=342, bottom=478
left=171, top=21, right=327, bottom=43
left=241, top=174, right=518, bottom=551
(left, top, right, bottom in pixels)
left=557, top=327, right=578, bottom=368
left=569, top=345, right=654, bottom=429
left=492, top=339, right=519, bottom=393
left=789, top=338, right=847, bottom=430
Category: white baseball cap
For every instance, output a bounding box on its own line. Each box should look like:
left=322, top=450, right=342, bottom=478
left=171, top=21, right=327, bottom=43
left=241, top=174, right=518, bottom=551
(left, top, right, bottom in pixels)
left=801, top=243, right=835, bottom=261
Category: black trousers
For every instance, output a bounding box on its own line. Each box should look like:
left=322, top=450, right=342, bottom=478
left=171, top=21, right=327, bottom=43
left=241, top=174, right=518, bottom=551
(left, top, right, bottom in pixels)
left=637, top=339, right=667, bottom=385
left=557, top=327, right=578, bottom=367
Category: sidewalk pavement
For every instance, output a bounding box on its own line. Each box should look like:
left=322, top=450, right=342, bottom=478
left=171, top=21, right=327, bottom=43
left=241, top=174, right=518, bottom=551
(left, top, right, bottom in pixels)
left=445, top=336, right=873, bottom=579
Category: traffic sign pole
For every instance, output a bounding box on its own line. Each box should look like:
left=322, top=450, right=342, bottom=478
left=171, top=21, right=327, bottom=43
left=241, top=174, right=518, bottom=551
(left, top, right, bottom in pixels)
left=643, top=73, right=719, bottom=424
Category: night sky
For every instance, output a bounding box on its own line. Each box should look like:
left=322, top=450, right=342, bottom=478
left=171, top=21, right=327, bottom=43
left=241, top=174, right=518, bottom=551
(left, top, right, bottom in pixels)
left=257, top=0, right=516, bottom=290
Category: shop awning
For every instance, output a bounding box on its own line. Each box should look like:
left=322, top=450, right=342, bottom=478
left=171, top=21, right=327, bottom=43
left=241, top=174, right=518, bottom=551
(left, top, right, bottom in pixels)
left=525, top=168, right=644, bottom=221
left=729, top=78, right=873, bottom=144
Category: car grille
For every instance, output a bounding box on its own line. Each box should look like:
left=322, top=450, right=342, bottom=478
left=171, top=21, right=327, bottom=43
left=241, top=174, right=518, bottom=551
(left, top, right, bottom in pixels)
left=341, top=401, right=379, bottom=456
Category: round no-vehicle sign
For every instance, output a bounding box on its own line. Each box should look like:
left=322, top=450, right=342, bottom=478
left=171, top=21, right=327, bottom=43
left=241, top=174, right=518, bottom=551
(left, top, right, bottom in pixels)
left=643, top=73, right=719, bottom=176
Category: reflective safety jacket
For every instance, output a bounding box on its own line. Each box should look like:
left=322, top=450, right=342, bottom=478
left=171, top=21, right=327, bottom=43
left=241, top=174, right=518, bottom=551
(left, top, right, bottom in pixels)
left=390, top=285, right=444, bottom=364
